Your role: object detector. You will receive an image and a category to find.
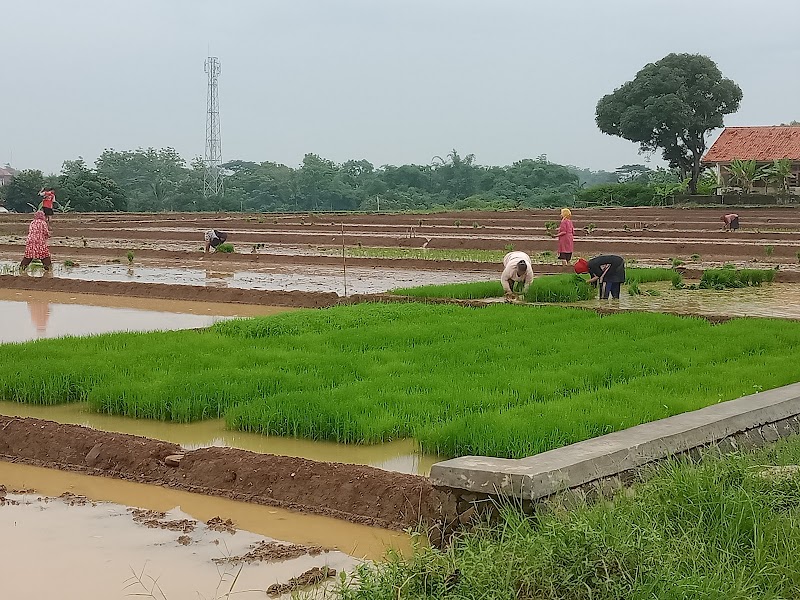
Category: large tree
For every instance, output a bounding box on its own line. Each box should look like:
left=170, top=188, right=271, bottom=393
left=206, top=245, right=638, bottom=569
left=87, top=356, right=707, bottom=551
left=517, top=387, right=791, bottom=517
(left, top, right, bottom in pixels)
left=0, top=169, right=46, bottom=212
left=596, top=53, right=742, bottom=193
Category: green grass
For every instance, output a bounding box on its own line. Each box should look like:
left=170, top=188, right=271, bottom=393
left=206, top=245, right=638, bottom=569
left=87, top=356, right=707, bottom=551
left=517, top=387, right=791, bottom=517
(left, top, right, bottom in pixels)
left=3, top=304, right=800, bottom=459
left=391, top=274, right=594, bottom=303
left=523, top=274, right=594, bottom=302
left=391, top=281, right=505, bottom=299
left=701, top=267, right=776, bottom=289
left=335, top=436, right=800, bottom=599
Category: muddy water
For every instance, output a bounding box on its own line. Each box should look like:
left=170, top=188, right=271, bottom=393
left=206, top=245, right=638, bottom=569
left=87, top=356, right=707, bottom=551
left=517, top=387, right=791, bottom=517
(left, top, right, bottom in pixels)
left=0, top=463, right=409, bottom=600
left=580, top=282, right=800, bottom=320
left=0, top=296, right=231, bottom=343
left=1, top=259, right=489, bottom=294
left=0, top=401, right=437, bottom=476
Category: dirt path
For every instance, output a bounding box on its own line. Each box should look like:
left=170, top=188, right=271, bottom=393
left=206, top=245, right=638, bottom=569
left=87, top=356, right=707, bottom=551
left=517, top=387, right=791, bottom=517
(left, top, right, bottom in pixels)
left=0, top=416, right=444, bottom=532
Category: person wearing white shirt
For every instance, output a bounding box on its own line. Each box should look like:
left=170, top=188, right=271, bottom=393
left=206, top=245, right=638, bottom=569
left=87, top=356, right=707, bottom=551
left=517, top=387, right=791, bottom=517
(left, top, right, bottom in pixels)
left=500, top=251, right=533, bottom=298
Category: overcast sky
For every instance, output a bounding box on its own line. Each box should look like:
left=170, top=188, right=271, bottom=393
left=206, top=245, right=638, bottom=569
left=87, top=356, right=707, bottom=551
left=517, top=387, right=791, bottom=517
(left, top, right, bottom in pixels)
left=2, top=0, right=797, bottom=175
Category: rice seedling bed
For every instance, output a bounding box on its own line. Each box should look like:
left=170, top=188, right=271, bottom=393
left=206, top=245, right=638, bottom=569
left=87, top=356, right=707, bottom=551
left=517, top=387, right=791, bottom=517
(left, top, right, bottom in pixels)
left=391, top=274, right=594, bottom=302
left=701, top=266, right=776, bottom=289
left=4, top=304, right=800, bottom=459
left=334, top=436, right=800, bottom=599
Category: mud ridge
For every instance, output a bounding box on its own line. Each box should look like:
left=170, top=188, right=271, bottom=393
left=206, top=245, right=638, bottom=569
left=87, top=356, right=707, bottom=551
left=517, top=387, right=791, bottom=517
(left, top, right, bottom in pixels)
left=0, top=416, right=443, bottom=531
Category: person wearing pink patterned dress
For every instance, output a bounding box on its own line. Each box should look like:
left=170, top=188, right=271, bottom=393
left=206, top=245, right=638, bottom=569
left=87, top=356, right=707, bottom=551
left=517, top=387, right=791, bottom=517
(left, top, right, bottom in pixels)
left=556, top=208, right=574, bottom=265
left=20, top=211, right=52, bottom=271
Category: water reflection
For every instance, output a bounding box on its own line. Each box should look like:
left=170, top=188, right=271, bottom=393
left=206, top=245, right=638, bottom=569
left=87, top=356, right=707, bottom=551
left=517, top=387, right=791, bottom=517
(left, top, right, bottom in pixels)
left=26, top=300, right=51, bottom=336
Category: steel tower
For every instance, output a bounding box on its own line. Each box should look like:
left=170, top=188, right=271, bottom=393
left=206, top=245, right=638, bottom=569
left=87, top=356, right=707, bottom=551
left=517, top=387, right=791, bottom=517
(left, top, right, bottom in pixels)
left=203, top=56, right=223, bottom=197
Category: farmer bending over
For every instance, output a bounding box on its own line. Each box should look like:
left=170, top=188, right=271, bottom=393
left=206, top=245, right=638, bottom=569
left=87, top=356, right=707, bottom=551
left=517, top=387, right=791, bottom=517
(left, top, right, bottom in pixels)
left=721, top=213, right=739, bottom=231
left=501, top=251, right=533, bottom=298
left=203, top=229, right=228, bottom=254
left=574, top=254, right=625, bottom=300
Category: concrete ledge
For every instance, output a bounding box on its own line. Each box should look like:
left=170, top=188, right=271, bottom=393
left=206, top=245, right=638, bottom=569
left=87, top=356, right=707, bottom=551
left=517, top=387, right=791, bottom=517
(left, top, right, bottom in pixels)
left=430, top=382, right=800, bottom=500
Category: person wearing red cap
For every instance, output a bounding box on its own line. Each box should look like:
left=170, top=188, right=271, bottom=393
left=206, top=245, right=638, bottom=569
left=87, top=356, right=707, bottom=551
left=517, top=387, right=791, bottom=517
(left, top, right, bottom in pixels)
left=574, top=255, right=625, bottom=299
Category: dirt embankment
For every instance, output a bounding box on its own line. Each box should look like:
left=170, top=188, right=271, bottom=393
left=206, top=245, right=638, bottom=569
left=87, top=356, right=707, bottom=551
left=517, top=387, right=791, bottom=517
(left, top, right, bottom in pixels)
left=0, top=416, right=444, bottom=531
left=0, top=275, right=341, bottom=308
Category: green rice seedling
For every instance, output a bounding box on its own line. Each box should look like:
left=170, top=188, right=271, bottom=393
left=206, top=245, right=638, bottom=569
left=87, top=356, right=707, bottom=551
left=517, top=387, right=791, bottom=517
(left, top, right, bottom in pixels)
left=5, top=304, right=800, bottom=459
left=586, top=223, right=596, bottom=232
left=544, top=221, right=558, bottom=236
left=796, top=250, right=800, bottom=263
left=701, top=268, right=775, bottom=289
left=690, top=253, right=701, bottom=262
left=524, top=274, right=594, bottom=302
left=127, top=251, right=135, bottom=265
left=670, top=271, right=684, bottom=289
left=539, top=250, right=555, bottom=260
left=390, top=281, right=504, bottom=299
left=671, top=257, right=685, bottom=268
left=627, top=279, right=641, bottom=295
left=63, top=259, right=76, bottom=268
left=472, top=222, right=479, bottom=228
left=625, top=267, right=676, bottom=284
left=503, top=244, right=514, bottom=253
left=646, top=289, right=661, bottom=296
left=765, top=245, right=775, bottom=257
left=216, top=243, right=235, bottom=253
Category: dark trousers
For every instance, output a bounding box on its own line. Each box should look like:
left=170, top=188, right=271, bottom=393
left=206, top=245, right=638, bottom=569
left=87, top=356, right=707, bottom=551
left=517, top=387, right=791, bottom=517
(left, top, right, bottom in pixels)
left=20, top=257, right=52, bottom=271
left=601, top=281, right=621, bottom=299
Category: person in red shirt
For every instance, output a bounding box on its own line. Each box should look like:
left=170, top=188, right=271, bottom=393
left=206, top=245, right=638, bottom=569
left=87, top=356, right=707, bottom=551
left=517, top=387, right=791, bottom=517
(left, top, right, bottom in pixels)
left=39, top=187, right=56, bottom=221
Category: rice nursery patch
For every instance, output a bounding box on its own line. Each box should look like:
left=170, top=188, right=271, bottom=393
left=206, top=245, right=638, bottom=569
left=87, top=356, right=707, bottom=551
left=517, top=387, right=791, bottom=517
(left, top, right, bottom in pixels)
left=391, top=281, right=504, bottom=299
left=701, top=266, right=775, bottom=289
left=523, top=274, right=594, bottom=302
left=3, top=303, right=800, bottom=459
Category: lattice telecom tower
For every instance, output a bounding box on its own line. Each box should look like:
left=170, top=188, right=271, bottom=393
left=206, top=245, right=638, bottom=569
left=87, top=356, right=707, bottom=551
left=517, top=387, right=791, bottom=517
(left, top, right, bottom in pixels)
left=203, top=56, right=223, bottom=198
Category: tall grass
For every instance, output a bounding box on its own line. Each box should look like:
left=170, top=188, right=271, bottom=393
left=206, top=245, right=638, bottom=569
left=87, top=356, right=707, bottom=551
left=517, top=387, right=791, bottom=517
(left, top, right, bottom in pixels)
left=701, top=267, right=775, bottom=289
left=3, top=304, right=800, bottom=458
left=335, top=436, right=800, bottom=599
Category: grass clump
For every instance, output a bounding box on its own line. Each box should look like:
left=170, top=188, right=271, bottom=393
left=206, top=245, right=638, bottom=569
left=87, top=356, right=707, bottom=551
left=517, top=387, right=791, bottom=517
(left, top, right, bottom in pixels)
left=391, top=281, right=504, bottom=300
left=4, top=304, right=800, bottom=458
left=335, top=436, right=800, bottom=599
left=215, top=243, right=235, bottom=253
left=701, top=266, right=776, bottom=289
left=523, top=274, right=594, bottom=302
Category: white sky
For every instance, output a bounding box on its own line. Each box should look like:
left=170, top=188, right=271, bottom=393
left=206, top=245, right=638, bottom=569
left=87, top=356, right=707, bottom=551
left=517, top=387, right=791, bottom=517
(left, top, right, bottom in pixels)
left=2, top=0, right=797, bottom=174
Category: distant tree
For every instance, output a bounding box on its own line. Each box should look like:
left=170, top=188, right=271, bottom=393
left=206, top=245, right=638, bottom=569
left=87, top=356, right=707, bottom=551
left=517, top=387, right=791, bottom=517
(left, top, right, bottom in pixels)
left=566, top=166, right=618, bottom=187
left=1, top=169, right=46, bottom=212
left=596, top=53, right=742, bottom=194
left=615, top=164, right=654, bottom=184
left=779, top=121, right=800, bottom=126
left=764, top=158, right=793, bottom=194
left=58, top=159, right=127, bottom=211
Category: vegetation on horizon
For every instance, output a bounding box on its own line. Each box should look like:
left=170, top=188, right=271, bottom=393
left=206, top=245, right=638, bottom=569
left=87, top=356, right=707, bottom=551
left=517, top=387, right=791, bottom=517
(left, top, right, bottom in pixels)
left=2, top=304, right=800, bottom=459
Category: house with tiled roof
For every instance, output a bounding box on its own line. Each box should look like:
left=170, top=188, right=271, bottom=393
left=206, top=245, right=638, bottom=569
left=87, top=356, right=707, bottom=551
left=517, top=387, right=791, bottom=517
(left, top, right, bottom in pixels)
left=0, top=165, right=15, bottom=187
left=702, top=126, right=800, bottom=194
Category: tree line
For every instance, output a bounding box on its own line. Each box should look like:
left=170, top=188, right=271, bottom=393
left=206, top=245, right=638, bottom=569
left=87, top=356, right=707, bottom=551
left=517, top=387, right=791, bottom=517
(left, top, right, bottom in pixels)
left=1, top=148, right=690, bottom=214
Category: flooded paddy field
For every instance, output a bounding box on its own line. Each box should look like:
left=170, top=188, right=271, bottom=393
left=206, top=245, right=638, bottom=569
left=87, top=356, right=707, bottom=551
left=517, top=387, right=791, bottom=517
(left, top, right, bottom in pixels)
left=0, top=462, right=409, bottom=599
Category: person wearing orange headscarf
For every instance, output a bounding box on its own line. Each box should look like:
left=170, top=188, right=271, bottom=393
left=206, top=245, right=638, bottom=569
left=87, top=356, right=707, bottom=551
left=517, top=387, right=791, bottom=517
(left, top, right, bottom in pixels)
left=20, top=211, right=52, bottom=271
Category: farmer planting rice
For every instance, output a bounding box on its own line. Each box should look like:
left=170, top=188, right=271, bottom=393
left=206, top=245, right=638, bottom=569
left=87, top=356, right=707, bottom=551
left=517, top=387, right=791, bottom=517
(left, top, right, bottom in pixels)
left=19, top=211, right=52, bottom=271
left=501, top=250, right=533, bottom=298
left=203, top=229, right=229, bottom=254
left=721, top=213, right=740, bottom=231
left=574, top=254, right=625, bottom=299
left=556, top=208, right=574, bottom=265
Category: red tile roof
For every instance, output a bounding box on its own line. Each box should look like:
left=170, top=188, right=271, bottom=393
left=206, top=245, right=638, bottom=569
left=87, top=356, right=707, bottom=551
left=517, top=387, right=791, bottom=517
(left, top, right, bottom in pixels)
left=703, top=126, right=800, bottom=163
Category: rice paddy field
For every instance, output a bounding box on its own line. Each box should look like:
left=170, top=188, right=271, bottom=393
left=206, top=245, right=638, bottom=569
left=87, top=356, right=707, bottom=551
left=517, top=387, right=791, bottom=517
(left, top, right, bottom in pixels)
left=4, top=302, right=800, bottom=459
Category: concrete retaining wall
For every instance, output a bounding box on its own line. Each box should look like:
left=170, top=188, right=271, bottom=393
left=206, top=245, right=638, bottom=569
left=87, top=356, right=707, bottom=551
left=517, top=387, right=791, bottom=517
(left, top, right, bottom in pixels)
left=430, top=382, right=800, bottom=532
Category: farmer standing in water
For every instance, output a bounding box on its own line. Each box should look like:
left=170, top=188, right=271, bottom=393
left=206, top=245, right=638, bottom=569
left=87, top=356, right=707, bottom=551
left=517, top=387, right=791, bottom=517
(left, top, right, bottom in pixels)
left=574, top=255, right=626, bottom=300
left=19, top=211, right=52, bottom=271
left=501, top=250, right=533, bottom=299
left=38, top=187, right=55, bottom=222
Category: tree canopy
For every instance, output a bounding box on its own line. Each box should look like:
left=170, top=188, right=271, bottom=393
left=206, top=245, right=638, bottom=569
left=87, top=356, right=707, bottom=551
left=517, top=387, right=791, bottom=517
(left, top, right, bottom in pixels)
left=596, top=53, right=742, bottom=193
